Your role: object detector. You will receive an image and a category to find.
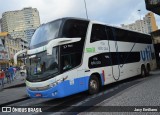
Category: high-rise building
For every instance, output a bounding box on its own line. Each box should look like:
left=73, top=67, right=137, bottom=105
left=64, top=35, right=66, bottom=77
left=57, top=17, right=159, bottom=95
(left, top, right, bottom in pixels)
left=121, top=12, right=158, bottom=34
left=1, top=7, right=40, bottom=45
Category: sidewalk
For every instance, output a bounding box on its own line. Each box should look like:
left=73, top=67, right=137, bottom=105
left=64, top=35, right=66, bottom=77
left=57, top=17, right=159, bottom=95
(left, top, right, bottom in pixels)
left=0, top=71, right=26, bottom=89
left=0, top=71, right=27, bottom=105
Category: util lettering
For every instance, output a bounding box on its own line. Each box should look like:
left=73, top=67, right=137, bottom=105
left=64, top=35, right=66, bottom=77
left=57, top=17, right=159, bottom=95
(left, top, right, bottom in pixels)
left=140, top=45, right=152, bottom=61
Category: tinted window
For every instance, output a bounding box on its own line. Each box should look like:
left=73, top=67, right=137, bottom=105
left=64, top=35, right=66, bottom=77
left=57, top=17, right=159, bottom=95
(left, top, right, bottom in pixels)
left=61, top=53, right=82, bottom=72
left=60, top=19, right=89, bottom=72
left=61, top=19, right=89, bottom=54
left=111, top=52, right=140, bottom=66
left=89, top=53, right=112, bottom=68
left=138, top=34, right=152, bottom=44
left=60, top=42, right=83, bottom=72
left=62, top=19, right=89, bottom=39
left=113, top=28, right=128, bottom=41
left=90, top=24, right=151, bottom=44
left=91, top=24, right=107, bottom=42
left=105, top=26, right=114, bottom=41
left=89, top=52, right=140, bottom=68
left=113, top=27, right=152, bottom=44
left=119, top=52, right=140, bottom=65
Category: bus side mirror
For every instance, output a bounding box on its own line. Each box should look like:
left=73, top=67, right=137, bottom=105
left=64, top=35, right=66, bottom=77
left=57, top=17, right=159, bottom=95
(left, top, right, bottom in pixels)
left=46, top=38, right=71, bottom=55
left=46, top=37, right=81, bottom=55
left=14, top=49, right=27, bottom=65
left=47, top=48, right=52, bottom=55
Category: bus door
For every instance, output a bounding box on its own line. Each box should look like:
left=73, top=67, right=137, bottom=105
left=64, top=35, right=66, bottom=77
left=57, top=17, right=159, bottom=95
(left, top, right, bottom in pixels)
left=107, top=27, right=120, bottom=80
left=61, top=43, right=86, bottom=90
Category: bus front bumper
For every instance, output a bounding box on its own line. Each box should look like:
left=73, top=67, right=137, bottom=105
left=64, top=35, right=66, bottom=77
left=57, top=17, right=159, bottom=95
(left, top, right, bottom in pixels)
left=26, top=77, right=89, bottom=98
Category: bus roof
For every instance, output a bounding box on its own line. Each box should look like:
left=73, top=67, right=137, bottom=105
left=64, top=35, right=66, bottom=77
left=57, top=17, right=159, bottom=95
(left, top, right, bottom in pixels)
left=40, top=17, right=150, bottom=36
left=41, top=17, right=89, bottom=26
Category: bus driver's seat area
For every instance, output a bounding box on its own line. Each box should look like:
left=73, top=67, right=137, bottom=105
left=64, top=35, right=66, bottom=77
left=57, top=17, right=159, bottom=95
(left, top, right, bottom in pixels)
left=63, top=59, right=72, bottom=71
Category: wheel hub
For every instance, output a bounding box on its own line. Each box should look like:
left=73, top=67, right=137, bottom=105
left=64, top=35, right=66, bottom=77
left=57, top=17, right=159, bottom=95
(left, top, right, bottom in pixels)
left=90, top=80, right=97, bottom=90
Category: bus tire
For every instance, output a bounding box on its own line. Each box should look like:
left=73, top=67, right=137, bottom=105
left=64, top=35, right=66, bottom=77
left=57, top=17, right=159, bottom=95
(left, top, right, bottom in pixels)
left=141, top=66, right=146, bottom=77
left=88, top=75, right=100, bottom=95
left=146, top=64, right=150, bottom=76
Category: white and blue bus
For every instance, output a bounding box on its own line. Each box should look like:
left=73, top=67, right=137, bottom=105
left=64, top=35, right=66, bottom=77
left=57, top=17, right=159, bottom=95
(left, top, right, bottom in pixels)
left=14, top=17, right=156, bottom=98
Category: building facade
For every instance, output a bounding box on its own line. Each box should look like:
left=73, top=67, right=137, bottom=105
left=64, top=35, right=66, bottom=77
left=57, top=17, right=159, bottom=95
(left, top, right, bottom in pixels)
left=0, top=32, right=27, bottom=60
left=1, top=7, right=40, bottom=45
left=121, top=12, right=158, bottom=34
left=0, top=19, right=2, bottom=32
left=151, top=30, right=160, bottom=44
left=0, top=32, right=9, bottom=68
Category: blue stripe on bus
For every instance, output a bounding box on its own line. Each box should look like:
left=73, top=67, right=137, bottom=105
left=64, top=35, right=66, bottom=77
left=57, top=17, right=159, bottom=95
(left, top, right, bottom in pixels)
left=27, top=76, right=90, bottom=98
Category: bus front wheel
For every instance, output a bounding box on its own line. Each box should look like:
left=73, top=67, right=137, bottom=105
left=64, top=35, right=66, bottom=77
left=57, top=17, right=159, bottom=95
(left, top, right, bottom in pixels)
left=88, top=75, right=100, bottom=95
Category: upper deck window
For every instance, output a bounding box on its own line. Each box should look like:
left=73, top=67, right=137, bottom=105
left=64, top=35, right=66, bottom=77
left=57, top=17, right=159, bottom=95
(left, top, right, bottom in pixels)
left=62, top=19, right=89, bottom=39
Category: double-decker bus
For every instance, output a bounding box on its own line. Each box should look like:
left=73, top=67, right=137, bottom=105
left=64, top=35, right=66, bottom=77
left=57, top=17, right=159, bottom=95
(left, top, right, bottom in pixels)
left=14, top=17, right=156, bottom=98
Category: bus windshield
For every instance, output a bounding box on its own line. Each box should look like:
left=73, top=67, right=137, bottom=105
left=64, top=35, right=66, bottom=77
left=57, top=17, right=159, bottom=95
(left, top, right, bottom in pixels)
left=30, top=19, right=62, bottom=48
left=26, top=47, right=59, bottom=82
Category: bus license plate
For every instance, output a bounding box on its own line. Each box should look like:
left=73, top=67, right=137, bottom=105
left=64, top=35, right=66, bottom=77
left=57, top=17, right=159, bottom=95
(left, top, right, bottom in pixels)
left=35, top=93, right=42, bottom=97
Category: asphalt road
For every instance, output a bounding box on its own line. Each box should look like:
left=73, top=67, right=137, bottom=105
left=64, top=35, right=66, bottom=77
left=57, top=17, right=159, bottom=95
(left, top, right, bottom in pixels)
left=78, top=70, right=160, bottom=115
left=1, top=70, right=160, bottom=115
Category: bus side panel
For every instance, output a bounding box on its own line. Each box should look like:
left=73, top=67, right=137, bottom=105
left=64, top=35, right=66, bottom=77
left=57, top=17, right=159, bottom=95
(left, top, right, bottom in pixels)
left=62, top=76, right=90, bottom=96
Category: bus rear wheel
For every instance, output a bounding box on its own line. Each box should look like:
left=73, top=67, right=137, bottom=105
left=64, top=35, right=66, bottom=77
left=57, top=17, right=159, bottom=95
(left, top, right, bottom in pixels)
left=88, top=75, right=100, bottom=95
left=141, top=66, right=146, bottom=77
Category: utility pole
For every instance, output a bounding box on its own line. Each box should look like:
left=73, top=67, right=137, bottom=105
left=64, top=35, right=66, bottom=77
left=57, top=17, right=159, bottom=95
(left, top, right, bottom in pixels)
left=138, top=9, right=142, bottom=33
left=84, top=0, right=88, bottom=19
left=138, top=10, right=141, bottom=20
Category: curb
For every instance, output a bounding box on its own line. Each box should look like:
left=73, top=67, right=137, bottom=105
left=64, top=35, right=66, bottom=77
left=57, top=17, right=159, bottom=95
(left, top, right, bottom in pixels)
left=0, top=96, right=29, bottom=106
left=4, top=83, right=26, bottom=89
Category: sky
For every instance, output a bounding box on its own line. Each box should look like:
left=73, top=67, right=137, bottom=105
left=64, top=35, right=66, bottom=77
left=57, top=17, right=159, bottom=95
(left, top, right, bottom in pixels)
left=0, top=0, right=160, bottom=28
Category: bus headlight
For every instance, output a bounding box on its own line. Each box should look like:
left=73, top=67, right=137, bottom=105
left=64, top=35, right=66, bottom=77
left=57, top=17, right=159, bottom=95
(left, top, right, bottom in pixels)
left=56, top=78, right=63, bottom=84
left=49, top=82, right=57, bottom=88
left=27, top=85, right=50, bottom=91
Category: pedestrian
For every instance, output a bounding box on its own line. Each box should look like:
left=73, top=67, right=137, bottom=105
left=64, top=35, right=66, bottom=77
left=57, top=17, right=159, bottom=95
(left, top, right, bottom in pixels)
left=0, top=69, right=5, bottom=88
left=8, top=66, right=14, bottom=81
left=13, top=67, right=16, bottom=79
left=5, top=68, right=11, bottom=84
